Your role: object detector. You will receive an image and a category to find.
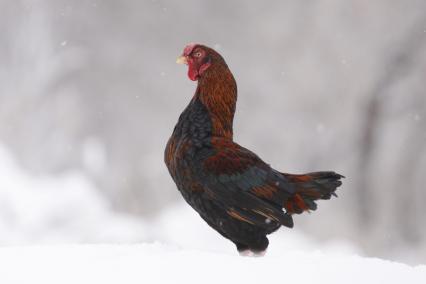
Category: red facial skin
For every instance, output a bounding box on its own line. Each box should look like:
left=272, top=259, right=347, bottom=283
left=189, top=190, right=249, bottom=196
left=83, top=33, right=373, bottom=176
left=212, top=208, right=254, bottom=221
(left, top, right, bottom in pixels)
left=181, top=43, right=212, bottom=81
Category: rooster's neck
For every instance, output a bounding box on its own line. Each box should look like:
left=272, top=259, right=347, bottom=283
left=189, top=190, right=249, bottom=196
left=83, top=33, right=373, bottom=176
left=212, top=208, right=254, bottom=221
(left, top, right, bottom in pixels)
left=195, top=65, right=237, bottom=140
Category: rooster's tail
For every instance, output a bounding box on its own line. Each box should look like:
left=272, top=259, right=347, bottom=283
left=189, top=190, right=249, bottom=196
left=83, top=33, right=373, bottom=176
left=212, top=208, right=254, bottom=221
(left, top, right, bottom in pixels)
left=282, top=171, right=344, bottom=214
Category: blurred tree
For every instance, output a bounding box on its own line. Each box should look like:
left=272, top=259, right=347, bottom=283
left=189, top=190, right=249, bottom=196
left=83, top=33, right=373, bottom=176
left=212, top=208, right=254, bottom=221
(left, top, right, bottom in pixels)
left=356, top=15, right=426, bottom=245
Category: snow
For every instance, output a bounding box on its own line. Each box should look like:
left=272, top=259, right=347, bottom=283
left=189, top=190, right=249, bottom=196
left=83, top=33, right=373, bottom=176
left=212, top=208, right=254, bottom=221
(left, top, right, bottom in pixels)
left=0, top=144, right=146, bottom=244
left=0, top=244, right=425, bottom=284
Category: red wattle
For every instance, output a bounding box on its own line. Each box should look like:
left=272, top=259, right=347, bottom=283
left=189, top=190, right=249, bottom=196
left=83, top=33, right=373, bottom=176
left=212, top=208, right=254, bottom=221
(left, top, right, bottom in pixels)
left=188, top=65, right=199, bottom=81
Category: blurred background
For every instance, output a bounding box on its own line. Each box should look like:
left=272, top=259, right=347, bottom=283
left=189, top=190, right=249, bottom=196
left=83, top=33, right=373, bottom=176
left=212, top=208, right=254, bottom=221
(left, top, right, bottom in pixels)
left=1, top=0, right=425, bottom=264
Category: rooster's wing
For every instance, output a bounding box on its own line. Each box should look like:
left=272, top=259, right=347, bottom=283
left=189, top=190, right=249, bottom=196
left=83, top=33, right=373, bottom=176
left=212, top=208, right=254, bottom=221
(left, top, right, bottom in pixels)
left=198, top=138, right=296, bottom=228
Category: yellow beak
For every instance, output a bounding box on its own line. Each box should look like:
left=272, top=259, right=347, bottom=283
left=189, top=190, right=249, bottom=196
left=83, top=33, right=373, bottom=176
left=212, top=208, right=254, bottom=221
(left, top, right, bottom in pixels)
left=176, top=55, right=188, bottom=65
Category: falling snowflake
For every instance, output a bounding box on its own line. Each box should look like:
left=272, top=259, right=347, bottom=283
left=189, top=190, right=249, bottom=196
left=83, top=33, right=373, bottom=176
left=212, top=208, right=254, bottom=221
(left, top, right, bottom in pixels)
left=414, top=114, right=421, bottom=121
left=214, top=44, right=222, bottom=50
left=316, top=123, right=325, bottom=133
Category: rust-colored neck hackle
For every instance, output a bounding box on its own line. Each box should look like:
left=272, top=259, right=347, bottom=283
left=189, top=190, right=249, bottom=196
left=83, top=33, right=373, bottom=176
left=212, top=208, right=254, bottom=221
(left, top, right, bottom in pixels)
left=195, top=61, right=237, bottom=140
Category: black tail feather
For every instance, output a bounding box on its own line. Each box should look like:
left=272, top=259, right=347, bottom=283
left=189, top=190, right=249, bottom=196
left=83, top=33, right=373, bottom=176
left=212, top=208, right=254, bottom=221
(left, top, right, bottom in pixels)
left=282, top=171, right=344, bottom=214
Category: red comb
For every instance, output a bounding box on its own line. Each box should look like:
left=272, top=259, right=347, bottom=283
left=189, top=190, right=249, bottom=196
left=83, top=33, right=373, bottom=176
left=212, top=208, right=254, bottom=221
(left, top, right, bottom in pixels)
left=183, top=43, right=199, bottom=56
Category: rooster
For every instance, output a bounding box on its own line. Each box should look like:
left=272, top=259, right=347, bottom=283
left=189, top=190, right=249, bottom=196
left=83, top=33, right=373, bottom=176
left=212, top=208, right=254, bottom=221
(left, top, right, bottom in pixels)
left=165, top=43, right=343, bottom=255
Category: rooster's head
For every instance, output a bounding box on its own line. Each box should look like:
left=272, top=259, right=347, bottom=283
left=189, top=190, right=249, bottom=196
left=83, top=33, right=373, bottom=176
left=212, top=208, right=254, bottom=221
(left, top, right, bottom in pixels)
left=176, top=43, right=225, bottom=81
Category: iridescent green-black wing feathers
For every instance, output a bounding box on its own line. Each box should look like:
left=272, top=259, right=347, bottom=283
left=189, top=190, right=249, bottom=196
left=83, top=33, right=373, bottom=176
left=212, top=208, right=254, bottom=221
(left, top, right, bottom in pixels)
left=198, top=138, right=343, bottom=228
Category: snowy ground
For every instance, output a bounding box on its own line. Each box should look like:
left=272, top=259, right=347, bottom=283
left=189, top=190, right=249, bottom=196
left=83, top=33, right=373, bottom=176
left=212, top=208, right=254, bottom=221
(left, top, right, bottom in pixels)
left=0, top=144, right=147, bottom=244
left=1, top=143, right=426, bottom=283
left=1, top=244, right=425, bottom=284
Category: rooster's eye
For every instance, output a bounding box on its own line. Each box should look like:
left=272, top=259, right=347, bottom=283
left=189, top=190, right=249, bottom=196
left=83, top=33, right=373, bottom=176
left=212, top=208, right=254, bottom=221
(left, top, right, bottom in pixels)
left=194, top=52, right=202, bottom=58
